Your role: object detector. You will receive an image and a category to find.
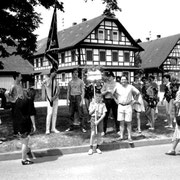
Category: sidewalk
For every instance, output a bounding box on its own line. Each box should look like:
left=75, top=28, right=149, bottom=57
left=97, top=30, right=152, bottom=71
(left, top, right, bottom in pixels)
left=0, top=137, right=171, bottom=161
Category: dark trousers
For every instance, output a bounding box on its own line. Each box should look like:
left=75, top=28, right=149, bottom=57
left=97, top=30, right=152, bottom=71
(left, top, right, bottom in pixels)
left=103, top=98, right=119, bottom=133
left=69, top=95, right=85, bottom=128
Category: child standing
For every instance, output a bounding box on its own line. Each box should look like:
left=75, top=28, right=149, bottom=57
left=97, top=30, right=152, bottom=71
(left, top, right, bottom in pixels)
left=166, top=85, right=180, bottom=155
left=88, top=93, right=107, bottom=155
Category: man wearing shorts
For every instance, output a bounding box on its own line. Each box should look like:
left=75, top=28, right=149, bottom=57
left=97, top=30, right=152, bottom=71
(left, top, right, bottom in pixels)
left=113, top=75, right=140, bottom=143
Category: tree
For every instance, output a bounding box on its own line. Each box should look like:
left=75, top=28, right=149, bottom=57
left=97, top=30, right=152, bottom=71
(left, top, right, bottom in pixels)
left=0, top=0, right=64, bottom=59
left=0, top=0, right=120, bottom=59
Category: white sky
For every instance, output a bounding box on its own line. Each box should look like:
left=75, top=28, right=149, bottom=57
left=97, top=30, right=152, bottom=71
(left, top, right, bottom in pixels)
left=34, top=0, right=180, bottom=42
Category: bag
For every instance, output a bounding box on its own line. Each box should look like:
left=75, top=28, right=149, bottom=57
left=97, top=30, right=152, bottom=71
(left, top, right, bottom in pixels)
left=176, top=116, right=180, bottom=126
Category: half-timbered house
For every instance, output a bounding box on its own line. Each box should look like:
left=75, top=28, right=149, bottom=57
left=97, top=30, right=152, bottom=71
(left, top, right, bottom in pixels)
left=139, top=34, right=180, bottom=85
left=32, top=14, right=143, bottom=89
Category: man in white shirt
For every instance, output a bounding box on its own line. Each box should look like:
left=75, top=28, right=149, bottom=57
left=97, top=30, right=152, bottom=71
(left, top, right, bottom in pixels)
left=113, top=75, right=140, bottom=143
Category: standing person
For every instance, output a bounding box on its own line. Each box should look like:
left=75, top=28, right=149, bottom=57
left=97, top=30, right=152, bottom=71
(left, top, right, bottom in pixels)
left=13, top=89, right=36, bottom=165
left=149, top=75, right=159, bottom=120
left=161, top=74, right=177, bottom=128
left=88, top=93, right=107, bottom=155
left=42, top=68, right=60, bottom=135
left=84, top=79, right=94, bottom=120
left=143, top=80, right=158, bottom=130
left=101, top=71, right=119, bottom=135
left=8, top=72, right=24, bottom=135
left=166, top=85, right=180, bottom=155
left=66, top=68, right=86, bottom=133
left=132, top=76, right=145, bottom=133
left=113, top=75, right=140, bottom=143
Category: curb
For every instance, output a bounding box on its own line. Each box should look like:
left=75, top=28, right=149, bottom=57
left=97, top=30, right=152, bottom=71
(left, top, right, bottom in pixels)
left=0, top=138, right=171, bottom=161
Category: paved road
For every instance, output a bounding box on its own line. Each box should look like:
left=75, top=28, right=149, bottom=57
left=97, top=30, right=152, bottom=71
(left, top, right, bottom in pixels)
left=0, top=144, right=180, bottom=180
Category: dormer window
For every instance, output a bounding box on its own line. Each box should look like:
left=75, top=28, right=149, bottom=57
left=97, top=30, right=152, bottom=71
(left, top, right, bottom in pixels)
left=112, top=31, right=118, bottom=41
left=98, top=30, right=104, bottom=40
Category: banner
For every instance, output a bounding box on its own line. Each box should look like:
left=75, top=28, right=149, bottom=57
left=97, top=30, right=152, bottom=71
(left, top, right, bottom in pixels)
left=45, top=3, right=59, bottom=70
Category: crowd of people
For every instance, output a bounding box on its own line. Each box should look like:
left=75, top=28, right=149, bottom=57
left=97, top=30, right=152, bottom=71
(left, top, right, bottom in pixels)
left=1, top=67, right=180, bottom=164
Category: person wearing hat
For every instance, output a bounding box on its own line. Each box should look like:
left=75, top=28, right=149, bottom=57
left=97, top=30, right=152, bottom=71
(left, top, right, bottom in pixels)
left=101, top=71, right=119, bottom=135
left=42, top=67, right=60, bottom=134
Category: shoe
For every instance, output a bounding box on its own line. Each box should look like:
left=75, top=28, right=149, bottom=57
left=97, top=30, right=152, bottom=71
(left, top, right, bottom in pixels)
left=65, top=127, right=73, bottom=132
left=96, top=148, right=102, bottom=154
left=81, top=128, right=87, bottom=133
left=146, top=123, right=151, bottom=127
left=45, top=130, right=50, bottom=135
left=51, top=129, right=60, bottom=133
left=0, top=140, right=2, bottom=144
left=88, top=149, right=93, bottom=155
left=22, top=159, right=34, bottom=165
left=164, top=119, right=168, bottom=122
left=165, top=125, right=173, bottom=128
left=165, top=150, right=176, bottom=156
left=149, top=127, right=155, bottom=130
left=117, top=131, right=121, bottom=135
left=128, top=139, right=133, bottom=144
left=138, top=130, right=142, bottom=133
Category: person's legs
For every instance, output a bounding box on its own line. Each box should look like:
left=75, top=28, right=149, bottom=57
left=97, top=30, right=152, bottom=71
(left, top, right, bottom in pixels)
left=103, top=99, right=111, bottom=134
left=21, top=137, right=29, bottom=161
left=46, top=101, right=53, bottom=134
left=111, top=99, right=119, bottom=132
left=125, top=105, right=133, bottom=141
left=169, top=99, right=174, bottom=127
left=88, top=130, right=95, bottom=155
left=76, top=96, right=86, bottom=131
left=136, top=112, right=141, bottom=132
left=51, top=99, right=59, bottom=132
left=66, top=97, right=76, bottom=131
left=150, top=108, right=155, bottom=129
left=119, top=121, right=125, bottom=139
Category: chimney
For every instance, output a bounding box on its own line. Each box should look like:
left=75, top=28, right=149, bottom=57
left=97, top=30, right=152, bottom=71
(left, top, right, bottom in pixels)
left=72, top=22, right=77, bottom=26
left=82, top=18, right=87, bottom=22
left=157, top=35, right=161, bottom=39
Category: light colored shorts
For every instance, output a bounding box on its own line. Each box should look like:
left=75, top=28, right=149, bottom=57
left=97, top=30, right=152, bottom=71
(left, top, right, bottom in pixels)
left=117, top=104, right=132, bottom=122
left=165, top=99, right=175, bottom=117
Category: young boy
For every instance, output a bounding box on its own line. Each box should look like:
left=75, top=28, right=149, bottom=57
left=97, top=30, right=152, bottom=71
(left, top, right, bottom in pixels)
left=88, top=93, right=107, bottom=155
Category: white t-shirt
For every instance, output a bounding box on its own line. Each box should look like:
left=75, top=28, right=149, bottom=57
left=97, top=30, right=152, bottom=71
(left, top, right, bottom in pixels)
left=114, top=83, right=139, bottom=104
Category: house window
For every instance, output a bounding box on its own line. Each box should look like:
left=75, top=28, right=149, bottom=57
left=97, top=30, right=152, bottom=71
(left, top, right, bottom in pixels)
left=112, top=31, right=118, bottom=41
left=62, top=73, right=65, bottom=82
left=36, top=59, right=38, bottom=67
left=112, top=51, right=118, bottom=62
left=40, top=57, right=43, bottom=67
left=71, top=50, right=76, bottom=62
left=124, top=51, right=130, bottom=62
left=61, top=53, right=65, bottom=63
left=98, top=30, right=104, bottom=40
left=99, top=50, right=106, bottom=62
left=86, top=49, right=93, bottom=61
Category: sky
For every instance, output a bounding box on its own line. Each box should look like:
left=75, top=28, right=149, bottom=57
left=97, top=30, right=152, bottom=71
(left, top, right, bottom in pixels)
left=34, top=0, right=180, bottom=42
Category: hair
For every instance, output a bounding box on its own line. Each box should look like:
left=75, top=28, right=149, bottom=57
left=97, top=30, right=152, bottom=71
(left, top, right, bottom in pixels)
left=72, top=68, right=79, bottom=73
left=27, top=88, right=36, bottom=101
left=107, top=71, right=114, bottom=77
left=121, top=75, right=128, bottom=81
left=148, top=75, right=155, bottom=81
left=50, top=67, right=57, bottom=74
left=163, top=74, right=171, bottom=81
left=141, top=76, right=147, bottom=82
left=13, top=72, right=21, bottom=80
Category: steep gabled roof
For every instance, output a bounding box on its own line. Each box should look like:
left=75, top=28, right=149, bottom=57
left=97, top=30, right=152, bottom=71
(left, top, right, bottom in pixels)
left=139, top=34, right=180, bottom=69
left=35, top=14, right=143, bottom=56
left=0, top=55, right=33, bottom=75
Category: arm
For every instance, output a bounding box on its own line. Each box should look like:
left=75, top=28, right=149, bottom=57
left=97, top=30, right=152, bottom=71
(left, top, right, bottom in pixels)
left=30, top=115, right=36, bottom=133
left=67, top=82, right=70, bottom=105
left=80, top=81, right=85, bottom=106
